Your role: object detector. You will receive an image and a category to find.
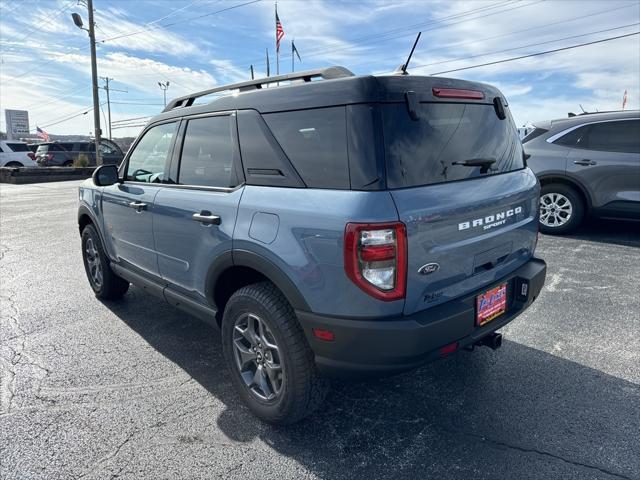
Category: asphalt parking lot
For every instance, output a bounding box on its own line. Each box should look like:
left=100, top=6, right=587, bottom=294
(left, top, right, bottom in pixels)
left=1, top=180, right=639, bottom=480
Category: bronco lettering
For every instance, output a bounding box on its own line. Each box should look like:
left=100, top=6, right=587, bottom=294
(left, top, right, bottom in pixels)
left=458, top=206, right=523, bottom=231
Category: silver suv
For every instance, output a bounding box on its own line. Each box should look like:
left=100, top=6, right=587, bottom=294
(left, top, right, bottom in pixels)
left=524, top=110, right=640, bottom=234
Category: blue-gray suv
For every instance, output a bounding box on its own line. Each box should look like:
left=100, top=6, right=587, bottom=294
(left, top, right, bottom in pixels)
left=78, top=67, right=546, bottom=424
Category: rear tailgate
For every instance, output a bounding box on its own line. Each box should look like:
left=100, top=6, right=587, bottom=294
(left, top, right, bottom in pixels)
left=380, top=93, right=539, bottom=315
left=391, top=172, right=538, bottom=315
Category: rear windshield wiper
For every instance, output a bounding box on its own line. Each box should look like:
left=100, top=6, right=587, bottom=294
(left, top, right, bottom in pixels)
left=452, top=158, right=496, bottom=173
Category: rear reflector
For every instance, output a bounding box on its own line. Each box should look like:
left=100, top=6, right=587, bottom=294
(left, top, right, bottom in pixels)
left=439, top=342, right=459, bottom=357
left=432, top=87, right=485, bottom=100
left=312, top=328, right=335, bottom=342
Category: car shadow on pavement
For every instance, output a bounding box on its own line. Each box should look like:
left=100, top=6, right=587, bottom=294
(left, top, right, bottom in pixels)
left=105, top=290, right=640, bottom=480
left=554, top=217, right=640, bottom=247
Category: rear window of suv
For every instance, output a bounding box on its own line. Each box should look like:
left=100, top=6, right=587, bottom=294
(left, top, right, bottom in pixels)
left=383, top=103, right=524, bottom=189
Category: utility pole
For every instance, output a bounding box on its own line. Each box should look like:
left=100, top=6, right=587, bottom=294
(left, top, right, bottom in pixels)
left=87, top=0, right=101, bottom=164
left=72, top=0, right=102, bottom=164
left=100, top=77, right=127, bottom=140
left=158, top=81, right=170, bottom=108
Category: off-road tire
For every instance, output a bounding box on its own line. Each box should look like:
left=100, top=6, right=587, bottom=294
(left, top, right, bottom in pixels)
left=221, top=281, right=328, bottom=424
left=81, top=224, right=129, bottom=300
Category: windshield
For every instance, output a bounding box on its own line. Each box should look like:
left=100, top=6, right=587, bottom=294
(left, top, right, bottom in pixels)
left=383, top=102, right=524, bottom=188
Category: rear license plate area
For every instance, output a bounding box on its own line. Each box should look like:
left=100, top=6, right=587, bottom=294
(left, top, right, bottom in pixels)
left=476, top=283, right=507, bottom=326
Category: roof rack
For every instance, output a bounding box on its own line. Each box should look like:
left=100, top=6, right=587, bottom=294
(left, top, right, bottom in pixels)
left=163, top=66, right=355, bottom=112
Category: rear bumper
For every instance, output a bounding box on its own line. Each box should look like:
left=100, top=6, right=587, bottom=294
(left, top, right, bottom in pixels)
left=297, top=257, right=546, bottom=377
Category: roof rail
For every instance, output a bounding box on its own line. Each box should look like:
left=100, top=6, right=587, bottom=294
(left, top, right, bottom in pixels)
left=163, top=66, right=355, bottom=112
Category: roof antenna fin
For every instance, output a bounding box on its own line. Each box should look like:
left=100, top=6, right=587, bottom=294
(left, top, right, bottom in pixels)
left=396, top=32, right=421, bottom=75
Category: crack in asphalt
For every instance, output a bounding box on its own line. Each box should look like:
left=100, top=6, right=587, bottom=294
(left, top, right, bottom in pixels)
left=450, top=428, right=634, bottom=480
left=75, top=430, right=137, bottom=480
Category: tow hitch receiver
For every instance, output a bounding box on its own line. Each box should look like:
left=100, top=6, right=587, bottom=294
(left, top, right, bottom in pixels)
left=465, top=332, right=503, bottom=352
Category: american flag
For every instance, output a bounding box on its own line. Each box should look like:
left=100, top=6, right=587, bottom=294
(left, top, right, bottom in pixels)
left=36, top=126, right=50, bottom=142
left=275, top=10, right=284, bottom=52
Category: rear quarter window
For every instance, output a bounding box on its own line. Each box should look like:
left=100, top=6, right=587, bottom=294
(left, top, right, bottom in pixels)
left=263, top=107, right=349, bottom=189
left=383, top=102, right=524, bottom=188
left=6, top=143, right=29, bottom=152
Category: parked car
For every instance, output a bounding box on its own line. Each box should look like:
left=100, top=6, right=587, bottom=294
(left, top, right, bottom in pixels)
left=524, top=111, right=640, bottom=234
left=78, top=67, right=546, bottom=424
left=35, top=139, right=124, bottom=166
left=0, top=140, right=37, bottom=167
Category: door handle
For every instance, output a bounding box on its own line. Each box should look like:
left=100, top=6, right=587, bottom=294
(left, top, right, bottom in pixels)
left=128, top=201, right=147, bottom=211
left=574, top=159, right=596, bottom=166
left=192, top=212, right=221, bottom=225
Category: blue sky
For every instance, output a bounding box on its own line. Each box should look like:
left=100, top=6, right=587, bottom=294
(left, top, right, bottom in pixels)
left=1, top=0, right=639, bottom=137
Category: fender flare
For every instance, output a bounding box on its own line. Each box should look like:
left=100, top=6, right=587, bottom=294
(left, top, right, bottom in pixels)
left=204, top=249, right=311, bottom=312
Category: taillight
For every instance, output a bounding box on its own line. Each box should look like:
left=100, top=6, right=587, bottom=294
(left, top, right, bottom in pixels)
left=344, top=222, right=407, bottom=301
left=28, top=152, right=36, bottom=160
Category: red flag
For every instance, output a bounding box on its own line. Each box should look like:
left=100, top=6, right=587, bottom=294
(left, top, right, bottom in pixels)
left=622, top=90, right=628, bottom=110
left=276, top=10, right=284, bottom=52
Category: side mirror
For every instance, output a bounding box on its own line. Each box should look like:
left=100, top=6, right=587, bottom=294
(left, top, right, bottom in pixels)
left=93, top=164, right=120, bottom=187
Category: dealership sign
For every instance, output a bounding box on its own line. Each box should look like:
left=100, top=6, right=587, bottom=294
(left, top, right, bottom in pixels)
left=5, top=109, right=30, bottom=139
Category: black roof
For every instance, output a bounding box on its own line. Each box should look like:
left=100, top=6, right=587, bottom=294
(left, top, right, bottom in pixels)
left=150, top=66, right=504, bottom=125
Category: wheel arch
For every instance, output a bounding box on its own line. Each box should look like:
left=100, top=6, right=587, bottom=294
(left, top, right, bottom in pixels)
left=77, top=205, right=112, bottom=257
left=206, top=250, right=311, bottom=325
left=538, top=174, right=592, bottom=212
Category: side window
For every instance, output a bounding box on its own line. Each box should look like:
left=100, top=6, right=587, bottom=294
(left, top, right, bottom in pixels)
left=263, top=107, right=349, bottom=189
left=554, top=125, right=589, bottom=148
left=126, top=122, right=177, bottom=183
left=587, top=120, right=640, bottom=154
left=177, top=115, right=237, bottom=188
left=99, top=143, right=115, bottom=155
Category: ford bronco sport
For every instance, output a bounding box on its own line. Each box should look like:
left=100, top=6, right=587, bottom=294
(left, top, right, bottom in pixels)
left=78, top=67, right=546, bottom=424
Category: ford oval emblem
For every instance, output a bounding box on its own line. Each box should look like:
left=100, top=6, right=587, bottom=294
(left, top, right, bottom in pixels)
left=418, top=263, right=440, bottom=275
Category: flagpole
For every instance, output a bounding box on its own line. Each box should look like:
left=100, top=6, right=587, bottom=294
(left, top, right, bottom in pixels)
left=292, top=40, right=294, bottom=72
left=275, top=2, right=279, bottom=77
left=266, top=48, right=270, bottom=77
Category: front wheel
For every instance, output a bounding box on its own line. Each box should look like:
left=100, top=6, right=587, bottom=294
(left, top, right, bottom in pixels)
left=81, top=225, right=129, bottom=299
left=221, top=282, right=328, bottom=424
left=539, top=183, right=585, bottom=235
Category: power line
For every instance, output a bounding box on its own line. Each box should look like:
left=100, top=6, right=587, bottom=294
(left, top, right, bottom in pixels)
left=349, top=2, right=638, bottom=73
left=409, top=22, right=640, bottom=72
left=39, top=104, right=106, bottom=129
left=210, top=0, right=538, bottom=77
left=427, top=31, right=640, bottom=76
left=11, top=1, right=76, bottom=45
left=99, top=0, right=260, bottom=43
left=112, top=115, right=152, bottom=124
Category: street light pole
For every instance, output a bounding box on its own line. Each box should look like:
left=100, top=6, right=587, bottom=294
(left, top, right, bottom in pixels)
left=72, top=0, right=102, bottom=165
left=158, top=81, right=170, bottom=108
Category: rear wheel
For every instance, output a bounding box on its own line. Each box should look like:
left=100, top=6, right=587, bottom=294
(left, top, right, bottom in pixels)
left=539, top=183, right=585, bottom=235
left=81, top=224, right=129, bottom=299
left=63, top=160, right=73, bottom=167
left=221, top=281, right=328, bottom=424
left=4, top=161, right=23, bottom=167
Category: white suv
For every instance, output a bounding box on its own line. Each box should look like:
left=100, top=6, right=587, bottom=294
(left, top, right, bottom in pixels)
left=0, top=141, right=38, bottom=167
